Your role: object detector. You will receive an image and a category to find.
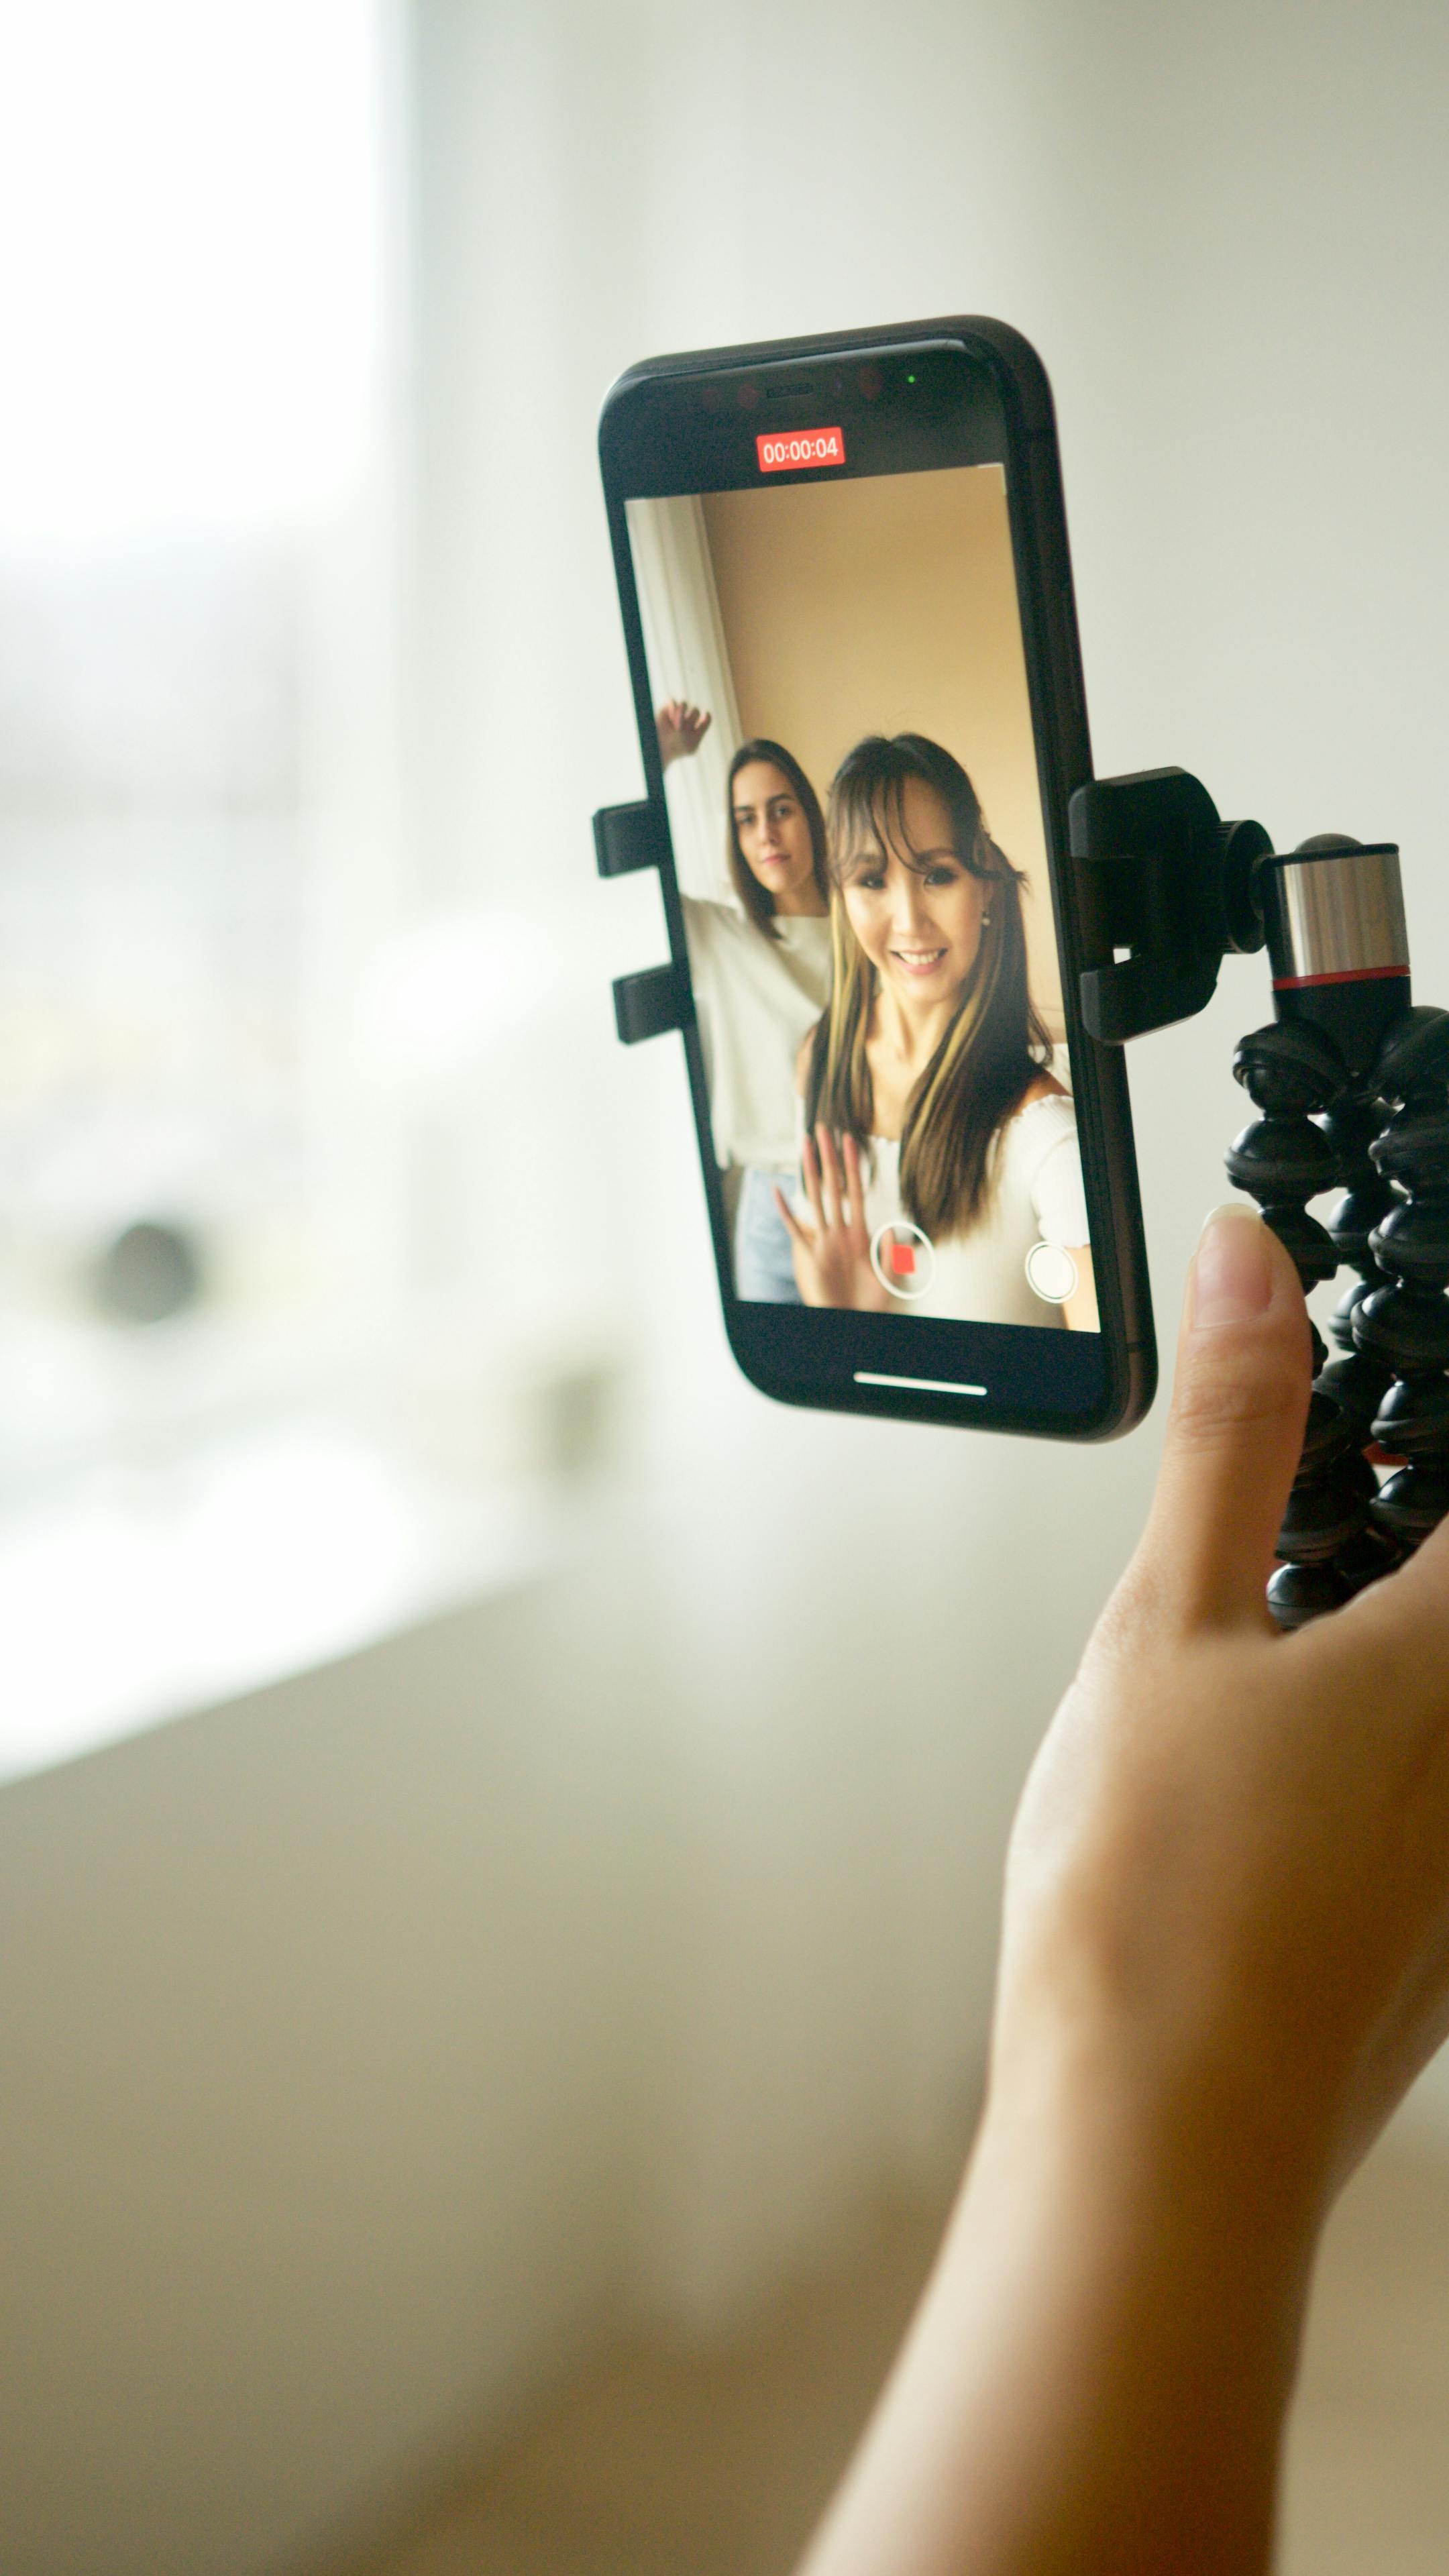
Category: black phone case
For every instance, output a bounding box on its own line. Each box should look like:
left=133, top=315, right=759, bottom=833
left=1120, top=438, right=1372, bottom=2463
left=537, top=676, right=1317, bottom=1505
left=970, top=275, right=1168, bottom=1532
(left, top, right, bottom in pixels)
left=598, top=317, right=1156, bottom=1443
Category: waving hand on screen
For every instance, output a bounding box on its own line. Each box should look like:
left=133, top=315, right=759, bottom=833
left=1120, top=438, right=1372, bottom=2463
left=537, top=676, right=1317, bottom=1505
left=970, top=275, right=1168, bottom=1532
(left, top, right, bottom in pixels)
left=775, top=1128, right=890, bottom=1312
left=655, top=699, right=712, bottom=768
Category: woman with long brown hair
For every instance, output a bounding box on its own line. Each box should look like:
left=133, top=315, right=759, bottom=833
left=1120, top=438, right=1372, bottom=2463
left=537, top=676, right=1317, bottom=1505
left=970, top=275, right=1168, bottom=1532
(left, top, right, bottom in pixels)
left=776, top=733, right=1097, bottom=1330
left=658, top=704, right=831, bottom=1299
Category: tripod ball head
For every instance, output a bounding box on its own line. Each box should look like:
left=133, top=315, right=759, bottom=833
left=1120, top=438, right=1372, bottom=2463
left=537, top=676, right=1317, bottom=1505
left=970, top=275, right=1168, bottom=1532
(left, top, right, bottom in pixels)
left=1263, top=833, right=1409, bottom=1079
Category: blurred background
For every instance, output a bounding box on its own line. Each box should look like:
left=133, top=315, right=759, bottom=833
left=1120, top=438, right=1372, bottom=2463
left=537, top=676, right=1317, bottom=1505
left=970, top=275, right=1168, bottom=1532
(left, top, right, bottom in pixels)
left=5, top=3, right=1449, bottom=2571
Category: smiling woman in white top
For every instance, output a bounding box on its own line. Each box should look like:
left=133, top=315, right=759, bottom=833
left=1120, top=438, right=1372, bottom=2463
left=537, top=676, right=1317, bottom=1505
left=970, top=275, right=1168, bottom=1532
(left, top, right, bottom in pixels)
left=658, top=705, right=832, bottom=1301
left=776, top=731, right=1097, bottom=1334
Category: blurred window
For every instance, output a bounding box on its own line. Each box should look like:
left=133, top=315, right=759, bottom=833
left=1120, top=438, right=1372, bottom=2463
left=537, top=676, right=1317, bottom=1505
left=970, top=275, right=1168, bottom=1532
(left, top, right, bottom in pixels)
left=0, top=0, right=399, bottom=1490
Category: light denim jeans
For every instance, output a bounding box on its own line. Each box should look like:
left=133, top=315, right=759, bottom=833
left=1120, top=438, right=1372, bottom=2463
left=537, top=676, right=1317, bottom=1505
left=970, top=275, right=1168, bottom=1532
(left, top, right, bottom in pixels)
left=733, top=1165, right=802, bottom=1303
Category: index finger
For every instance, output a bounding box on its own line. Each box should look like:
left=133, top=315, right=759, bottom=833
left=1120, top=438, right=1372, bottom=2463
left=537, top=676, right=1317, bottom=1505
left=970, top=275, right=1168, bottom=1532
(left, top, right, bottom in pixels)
left=841, top=1133, right=868, bottom=1243
left=815, top=1125, right=845, bottom=1234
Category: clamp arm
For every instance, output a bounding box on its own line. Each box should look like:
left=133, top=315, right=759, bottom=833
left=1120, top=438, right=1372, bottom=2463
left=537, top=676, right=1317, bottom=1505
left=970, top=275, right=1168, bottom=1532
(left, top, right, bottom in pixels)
left=592, top=798, right=694, bottom=1046
left=1069, top=767, right=1272, bottom=1044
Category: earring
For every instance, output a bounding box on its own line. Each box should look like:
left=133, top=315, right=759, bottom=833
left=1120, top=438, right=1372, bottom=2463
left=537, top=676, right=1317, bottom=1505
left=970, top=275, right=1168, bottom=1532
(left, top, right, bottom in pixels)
left=981, top=912, right=991, bottom=925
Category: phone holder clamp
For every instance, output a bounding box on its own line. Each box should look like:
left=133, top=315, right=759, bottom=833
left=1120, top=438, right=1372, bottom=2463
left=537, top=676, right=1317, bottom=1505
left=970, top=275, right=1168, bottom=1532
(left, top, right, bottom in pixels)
left=592, top=798, right=694, bottom=1046
left=1068, top=767, right=1272, bottom=1044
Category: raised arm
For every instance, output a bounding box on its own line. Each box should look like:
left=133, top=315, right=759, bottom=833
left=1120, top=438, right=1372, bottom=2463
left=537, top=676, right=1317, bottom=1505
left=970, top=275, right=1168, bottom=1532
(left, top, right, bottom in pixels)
left=798, top=1202, right=1449, bottom=2576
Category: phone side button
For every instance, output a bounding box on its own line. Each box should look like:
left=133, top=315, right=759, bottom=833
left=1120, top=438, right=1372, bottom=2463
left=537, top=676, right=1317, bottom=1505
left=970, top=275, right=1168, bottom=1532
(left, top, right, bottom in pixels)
left=612, top=963, right=692, bottom=1044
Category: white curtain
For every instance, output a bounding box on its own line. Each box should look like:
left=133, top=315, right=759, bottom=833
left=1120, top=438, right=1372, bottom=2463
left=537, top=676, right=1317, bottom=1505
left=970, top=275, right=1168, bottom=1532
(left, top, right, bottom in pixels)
left=626, top=494, right=743, bottom=904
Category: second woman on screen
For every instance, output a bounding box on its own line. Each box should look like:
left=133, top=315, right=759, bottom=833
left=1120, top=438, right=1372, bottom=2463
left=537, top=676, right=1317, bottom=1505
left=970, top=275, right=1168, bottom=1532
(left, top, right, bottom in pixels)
left=778, top=732, right=1098, bottom=1332
left=659, top=704, right=831, bottom=1301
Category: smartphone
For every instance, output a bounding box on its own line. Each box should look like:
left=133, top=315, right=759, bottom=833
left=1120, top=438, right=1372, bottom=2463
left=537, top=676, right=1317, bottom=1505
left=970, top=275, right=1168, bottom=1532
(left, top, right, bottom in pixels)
left=598, top=317, right=1155, bottom=1441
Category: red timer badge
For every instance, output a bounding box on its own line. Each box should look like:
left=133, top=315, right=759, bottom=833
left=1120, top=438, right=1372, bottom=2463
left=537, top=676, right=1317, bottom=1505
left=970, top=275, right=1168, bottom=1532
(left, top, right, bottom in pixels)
left=755, top=425, right=846, bottom=474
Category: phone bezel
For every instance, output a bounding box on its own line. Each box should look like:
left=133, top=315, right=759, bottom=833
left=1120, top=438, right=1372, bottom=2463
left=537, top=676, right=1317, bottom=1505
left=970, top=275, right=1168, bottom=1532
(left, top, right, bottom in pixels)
left=598, top=316, right=1155, bottom=1442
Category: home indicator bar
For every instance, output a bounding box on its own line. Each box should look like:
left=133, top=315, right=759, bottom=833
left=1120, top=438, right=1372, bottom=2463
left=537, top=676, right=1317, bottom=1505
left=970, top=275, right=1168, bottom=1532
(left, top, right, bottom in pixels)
left=853, top=1372, right=987, bottom=1398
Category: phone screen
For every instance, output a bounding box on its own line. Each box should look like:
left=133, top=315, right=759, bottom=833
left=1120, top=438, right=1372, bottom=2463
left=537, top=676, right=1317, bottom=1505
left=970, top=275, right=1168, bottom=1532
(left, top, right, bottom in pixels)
left=604, top=335, right=1143, bottom=1436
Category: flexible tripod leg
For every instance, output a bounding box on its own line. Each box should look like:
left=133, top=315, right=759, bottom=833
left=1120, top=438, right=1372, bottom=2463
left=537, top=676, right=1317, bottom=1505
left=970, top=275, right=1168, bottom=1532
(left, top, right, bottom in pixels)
left=1226, top=1004, right=1449, bottom=1626
left=1354, top=1011, right=1449, bottom=1548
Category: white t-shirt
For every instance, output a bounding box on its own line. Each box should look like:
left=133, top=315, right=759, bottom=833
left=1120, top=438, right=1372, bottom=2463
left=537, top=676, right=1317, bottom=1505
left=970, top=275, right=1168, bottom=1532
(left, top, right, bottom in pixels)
left=857, top=1091, right=1090, bottom=1330
left=683, top=897, right=832, bottom=1171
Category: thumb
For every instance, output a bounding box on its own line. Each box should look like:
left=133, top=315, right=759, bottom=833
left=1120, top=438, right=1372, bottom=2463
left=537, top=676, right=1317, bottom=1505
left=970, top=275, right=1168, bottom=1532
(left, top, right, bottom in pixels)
left=1137, top=1204, right=1313, bottom=1630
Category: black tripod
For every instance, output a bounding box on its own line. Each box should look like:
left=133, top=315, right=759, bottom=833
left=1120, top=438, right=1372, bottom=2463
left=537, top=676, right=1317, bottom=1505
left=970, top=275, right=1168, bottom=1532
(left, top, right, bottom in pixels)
left=1070, top=773, right=1448, bottom=1629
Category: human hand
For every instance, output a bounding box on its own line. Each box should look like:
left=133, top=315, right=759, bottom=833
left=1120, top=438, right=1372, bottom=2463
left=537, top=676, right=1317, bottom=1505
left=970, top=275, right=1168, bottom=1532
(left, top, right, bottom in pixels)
left=656, top=699, right=712, bottom=767
left=775, top=1128, right=890, bottom=1310
left=796, top=1205, right=1449, bottom=2576
left=995, top=1201, right=1449, bottom=2220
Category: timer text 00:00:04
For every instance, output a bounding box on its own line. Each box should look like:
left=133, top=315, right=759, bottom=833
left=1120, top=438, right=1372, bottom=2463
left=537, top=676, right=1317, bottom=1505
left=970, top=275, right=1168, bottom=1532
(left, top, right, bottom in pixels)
left=755, top=426, right=845, bottom=473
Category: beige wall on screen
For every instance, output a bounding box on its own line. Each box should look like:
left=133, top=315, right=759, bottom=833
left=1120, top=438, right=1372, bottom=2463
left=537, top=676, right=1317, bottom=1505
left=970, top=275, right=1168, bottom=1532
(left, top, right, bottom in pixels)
left=701, top=464, right=1063, bottom=1036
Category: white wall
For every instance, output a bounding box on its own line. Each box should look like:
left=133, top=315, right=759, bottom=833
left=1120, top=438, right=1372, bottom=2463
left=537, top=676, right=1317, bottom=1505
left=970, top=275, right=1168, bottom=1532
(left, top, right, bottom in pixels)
left=0, top=1436, right=1120, bottom=2576
left=7, top=3, right=1449, bottom=2570
left=0, top=1561, right=652, bottom=2576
